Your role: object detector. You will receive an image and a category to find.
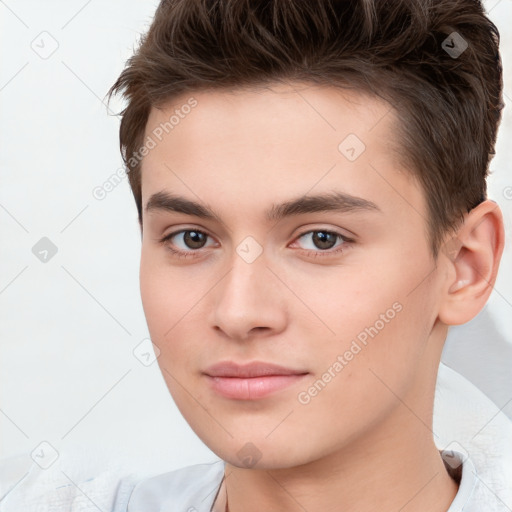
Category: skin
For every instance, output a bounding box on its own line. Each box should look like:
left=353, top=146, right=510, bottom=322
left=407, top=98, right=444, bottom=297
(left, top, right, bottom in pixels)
left=138, top=82, right=504, bottom=512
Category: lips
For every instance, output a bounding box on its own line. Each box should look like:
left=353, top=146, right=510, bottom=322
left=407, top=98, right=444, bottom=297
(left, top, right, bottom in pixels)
left=203, top=361, right=309, bottom=400
left=204, top=361, right=307, bottom=378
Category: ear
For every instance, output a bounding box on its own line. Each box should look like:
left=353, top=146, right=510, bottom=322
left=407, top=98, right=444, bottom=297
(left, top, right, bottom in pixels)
left=437, top=199, right=505, bottom=326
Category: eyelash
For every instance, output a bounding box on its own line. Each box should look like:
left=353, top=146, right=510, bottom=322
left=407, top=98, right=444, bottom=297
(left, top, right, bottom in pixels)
left=158, top=229, right=353, bottom=260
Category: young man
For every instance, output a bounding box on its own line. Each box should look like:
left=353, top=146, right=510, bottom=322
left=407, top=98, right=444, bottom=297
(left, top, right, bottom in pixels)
left=109, top=0, right=510, bottom=510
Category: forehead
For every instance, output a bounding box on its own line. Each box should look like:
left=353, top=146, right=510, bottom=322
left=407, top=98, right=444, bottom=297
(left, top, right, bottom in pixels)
left=145, top=82, right=395, bottom=147
left=140, top=82, right=425, bottom=228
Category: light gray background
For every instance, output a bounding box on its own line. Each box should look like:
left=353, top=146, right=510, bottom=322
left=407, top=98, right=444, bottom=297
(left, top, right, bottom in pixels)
left=1, top=0, right=511, bottom=481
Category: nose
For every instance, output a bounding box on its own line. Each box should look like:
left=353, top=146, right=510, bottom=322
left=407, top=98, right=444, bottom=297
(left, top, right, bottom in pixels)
left=211, top=248, right=288, bottom=342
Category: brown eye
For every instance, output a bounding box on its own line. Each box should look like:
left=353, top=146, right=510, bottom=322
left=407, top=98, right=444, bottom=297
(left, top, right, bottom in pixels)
left=296, top=230, right=346, bottom=251
left=182, top=230, right=208, bottom=249
left=310, top=231, right=338, bottom=250
left=159, top=229, right=215, bottom=253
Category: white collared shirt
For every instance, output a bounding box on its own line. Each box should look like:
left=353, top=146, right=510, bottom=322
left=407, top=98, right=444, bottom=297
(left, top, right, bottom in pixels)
left=113, top=448, right=506, bottom=512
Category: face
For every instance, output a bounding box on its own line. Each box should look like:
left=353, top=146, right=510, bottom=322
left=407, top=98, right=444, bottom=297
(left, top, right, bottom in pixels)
left=139, top=83, right=446, bottom=469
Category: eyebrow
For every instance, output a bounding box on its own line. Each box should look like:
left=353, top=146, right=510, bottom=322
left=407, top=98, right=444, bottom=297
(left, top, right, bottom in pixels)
left=144, top=190, right=381, bottom=223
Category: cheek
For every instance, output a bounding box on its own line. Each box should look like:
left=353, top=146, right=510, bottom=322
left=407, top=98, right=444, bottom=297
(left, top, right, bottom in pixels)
left=288, top=250, right=436, bottom=379
left=139, top=258, right=216, bottom=437
left=139, top=253, right=212, bottom=377
left=287, top=260, right=400, bottom=343
left=139, top=259, right=172, bottom=338
left=284, top=277, right=435, bottom=454
left=139, top=252, right=197, bottom=338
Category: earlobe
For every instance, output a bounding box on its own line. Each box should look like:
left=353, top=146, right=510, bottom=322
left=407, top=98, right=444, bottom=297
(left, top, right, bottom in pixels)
left=438, top=200, right=505, bottom=326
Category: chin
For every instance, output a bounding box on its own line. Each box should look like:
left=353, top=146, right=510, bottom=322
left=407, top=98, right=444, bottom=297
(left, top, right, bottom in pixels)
left=205, top=436, right=312, bottom=471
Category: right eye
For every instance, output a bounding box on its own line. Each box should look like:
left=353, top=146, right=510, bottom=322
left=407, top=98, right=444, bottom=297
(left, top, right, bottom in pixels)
left=159, top=229, right=217, bottom=259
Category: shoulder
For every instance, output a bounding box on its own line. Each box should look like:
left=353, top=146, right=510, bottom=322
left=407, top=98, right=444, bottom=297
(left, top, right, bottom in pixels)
left=444, top=450, right=512, bottom=511
left=113, top=459, right=226, bottom=512
left=436, top=363, right=512, bottom=510
left=0, top=451, right=135, bottom=512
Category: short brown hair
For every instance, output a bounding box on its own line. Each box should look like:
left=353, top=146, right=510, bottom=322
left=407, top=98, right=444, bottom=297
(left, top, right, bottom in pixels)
left=108, top=0, right=503, bottom=258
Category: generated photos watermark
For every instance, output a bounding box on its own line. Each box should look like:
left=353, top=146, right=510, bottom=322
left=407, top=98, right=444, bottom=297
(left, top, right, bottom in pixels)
left=297, top=301, right=403, bottom=405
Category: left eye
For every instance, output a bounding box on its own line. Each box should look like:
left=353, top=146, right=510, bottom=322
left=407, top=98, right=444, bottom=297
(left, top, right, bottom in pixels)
left=294, top=230, right=348, bottom=251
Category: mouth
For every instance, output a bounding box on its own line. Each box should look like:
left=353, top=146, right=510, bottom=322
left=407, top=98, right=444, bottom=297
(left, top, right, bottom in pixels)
left=203, top=361, right=309, bottom=400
